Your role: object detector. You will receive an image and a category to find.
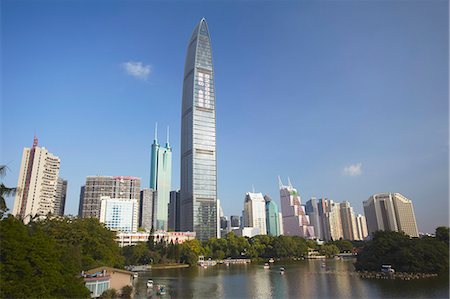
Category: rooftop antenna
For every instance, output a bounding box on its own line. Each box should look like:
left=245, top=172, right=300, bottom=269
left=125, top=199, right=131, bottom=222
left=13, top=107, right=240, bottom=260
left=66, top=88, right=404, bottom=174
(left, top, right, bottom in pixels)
left=32, top=132, right=38, bottom=148
left=278, top=175, right=284, bottom=189
left=288, top=177, right=293, bottom=188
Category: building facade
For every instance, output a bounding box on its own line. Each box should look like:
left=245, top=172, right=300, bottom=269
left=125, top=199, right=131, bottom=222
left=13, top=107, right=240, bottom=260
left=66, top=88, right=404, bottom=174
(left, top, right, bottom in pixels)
left=305, top=197, right=322, bottom=240
left=264, top=195, right=280, bottom=236
left=180, top=18, right=218, bottom=240
left=243, top=192, right=267, bottom=235
left=340, top=201, right=358, bottom=241
left=13, top=136, right=60, bottom=223
left=54, top=178, right=67, bottom=216
left=168, top=190, right=181, bottom=231
left=355, top=214, right=368, bottom=240
left=279, top=179, right=315, bottom=238
left=150, top=126, right=172, bottom=231
left=364, top=193, right=419, bottom=238
left=79, top=176, right=140, bottom=219
left=139, top=188, right=156, bottom=231
left=99, top=196, right=138, bottom=232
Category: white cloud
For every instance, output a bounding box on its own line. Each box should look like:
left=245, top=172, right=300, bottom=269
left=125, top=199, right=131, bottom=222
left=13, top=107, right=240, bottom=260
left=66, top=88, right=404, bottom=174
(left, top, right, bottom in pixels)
left=343, top=163, right=362, bottom=176
left=122, top=61, right=151, bottom=80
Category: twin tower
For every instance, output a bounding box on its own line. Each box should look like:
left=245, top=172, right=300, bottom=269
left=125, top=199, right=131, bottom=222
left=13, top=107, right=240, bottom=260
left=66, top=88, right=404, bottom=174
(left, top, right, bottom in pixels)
left=152, top=19, right=217, bottom=240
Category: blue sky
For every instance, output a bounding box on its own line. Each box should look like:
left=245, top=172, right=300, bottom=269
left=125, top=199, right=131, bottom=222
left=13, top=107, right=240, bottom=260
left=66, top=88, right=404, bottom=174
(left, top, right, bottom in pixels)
left=1, top=0, right=448, bottom=233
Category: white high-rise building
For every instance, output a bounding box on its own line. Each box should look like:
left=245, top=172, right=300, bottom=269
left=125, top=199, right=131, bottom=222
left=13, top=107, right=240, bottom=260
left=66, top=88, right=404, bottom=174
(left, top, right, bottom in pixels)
left=243, top=192, right=267, bottom=235
left=363, top=193, right=419, bottom=238
left=340, top=201, right=358, bottom=240
left=100, top=196, right=138, bottom=232
left=355, top=214, right=368, bottom=240
left=13, top=136, right=60, bottom=224
left=279, top=178, right=315, bottom=238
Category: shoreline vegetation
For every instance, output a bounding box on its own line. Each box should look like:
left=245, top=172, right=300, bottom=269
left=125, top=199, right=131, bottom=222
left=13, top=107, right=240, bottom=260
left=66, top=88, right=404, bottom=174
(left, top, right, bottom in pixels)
left=1, top=214, right=448, bottom=298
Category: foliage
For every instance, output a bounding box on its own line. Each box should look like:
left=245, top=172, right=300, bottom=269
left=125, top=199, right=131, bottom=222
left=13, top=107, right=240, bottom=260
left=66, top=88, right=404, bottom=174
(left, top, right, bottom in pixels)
left=435, top=226, right=449, bottom=244
left=120, top=285, right=133, bottom=298
left=0, top=165, right=17, bottom=218
left=319, top=244, right=340, bottom=257
left=99, top=288, right=118, bottom=299
left=327, top=240, right=353, bottom=252
left=0, top=216, right=90, bottom=298
left=354, top=229, right=449, bottom=274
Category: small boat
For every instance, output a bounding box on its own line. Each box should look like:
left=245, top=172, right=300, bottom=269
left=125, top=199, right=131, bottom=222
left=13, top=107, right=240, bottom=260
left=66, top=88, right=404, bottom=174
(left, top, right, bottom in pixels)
left=280, top=267, right=285, bottom=274
left=263, top=263, right=270, bottom=269
left=146, top=280, right=153, bottom=288
left=157, top=285, right=167, bottom=295
left=269, top=258, right=274, bottom=263
left=133, top=272, right=138, bottom=279
left=321, top=262, right=326, bottom=268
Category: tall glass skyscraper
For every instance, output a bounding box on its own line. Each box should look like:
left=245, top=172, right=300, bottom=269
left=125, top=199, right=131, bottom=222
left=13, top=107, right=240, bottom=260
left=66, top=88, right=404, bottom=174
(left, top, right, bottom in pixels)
left=150, top=125, right=172, bottom=231
left=180, top=18, right=217, bottom=240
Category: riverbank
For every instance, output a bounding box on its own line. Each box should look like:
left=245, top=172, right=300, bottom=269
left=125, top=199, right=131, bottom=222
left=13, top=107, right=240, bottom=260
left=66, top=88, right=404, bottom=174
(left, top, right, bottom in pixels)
left=150, top=263, right=190, bottom=269
left=358, top=271, right=439, bottom=280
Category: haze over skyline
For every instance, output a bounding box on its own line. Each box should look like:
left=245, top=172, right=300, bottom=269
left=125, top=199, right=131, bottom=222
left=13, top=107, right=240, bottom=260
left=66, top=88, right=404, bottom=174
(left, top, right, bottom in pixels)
left=2, top=1, right=448, bottom=233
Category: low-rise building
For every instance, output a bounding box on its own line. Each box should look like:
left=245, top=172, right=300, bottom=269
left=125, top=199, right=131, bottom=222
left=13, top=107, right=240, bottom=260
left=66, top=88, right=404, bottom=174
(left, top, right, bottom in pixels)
left=82, top=267, right=134, bottom=298
left=115, top=231, right=196, bottom=247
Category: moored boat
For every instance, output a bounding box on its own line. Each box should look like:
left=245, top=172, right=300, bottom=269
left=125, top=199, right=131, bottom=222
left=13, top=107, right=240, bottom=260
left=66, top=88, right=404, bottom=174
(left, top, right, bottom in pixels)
left=263, top=263, right=270, bottom=269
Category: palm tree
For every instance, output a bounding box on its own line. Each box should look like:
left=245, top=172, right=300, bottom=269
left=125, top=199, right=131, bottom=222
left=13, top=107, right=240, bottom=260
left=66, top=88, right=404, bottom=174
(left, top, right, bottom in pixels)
left=0, top=165, right=17, bottom=217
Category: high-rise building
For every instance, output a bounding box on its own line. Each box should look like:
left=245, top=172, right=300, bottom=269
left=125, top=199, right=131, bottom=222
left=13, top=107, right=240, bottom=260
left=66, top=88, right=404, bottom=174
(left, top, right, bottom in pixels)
left=355, top=214, right=368, bottom=240
left=54, top=178, right=67, bottom=216
left=180, top=18, right=218, bottom=240
left=279, top=178, right=314, bottom=238
left=79, top=176, right=140, bottom=219
left=264, top=195, right=280, bottom=236
left=243, top=192, right=267, bottom=235
left=305, top=197, right=322, bottom=240
left=364, top=193, right=419, bottom=238
left=340, top=201, right=358, bottom=241
left=13, top=136, right=60, bottom=224
left=168, top=190, right=181, bottom=231
left=140, top=188, right=156, bottom=231
left=78, top=186, right=85, bottom=217
left=230, top=215, right=240, bottom=229
left=318, top=198, right=343, bottom=241
left=150, top=125, right=172, bottom=231
left=100, top=196, right=138, bottom=232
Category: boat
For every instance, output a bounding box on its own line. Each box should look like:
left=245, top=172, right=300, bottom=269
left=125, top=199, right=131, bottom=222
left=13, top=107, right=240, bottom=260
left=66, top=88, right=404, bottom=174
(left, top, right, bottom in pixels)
left=157, top=285, right=167, bottom=295
left=146, top=279, right=153, bottom=288
left=280, top=267, right=285, bottom=274
left=269, top=258, right=274, bottom=263
left=263, top=263, right=270, bottom=269
left=381, top=265, right=395, bottom=274
left=133, top=272, right=138, bottom=279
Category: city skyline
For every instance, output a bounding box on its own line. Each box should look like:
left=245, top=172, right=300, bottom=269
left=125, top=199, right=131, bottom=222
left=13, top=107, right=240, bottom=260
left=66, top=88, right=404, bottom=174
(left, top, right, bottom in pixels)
left=2, top=1, right=448, bottom=234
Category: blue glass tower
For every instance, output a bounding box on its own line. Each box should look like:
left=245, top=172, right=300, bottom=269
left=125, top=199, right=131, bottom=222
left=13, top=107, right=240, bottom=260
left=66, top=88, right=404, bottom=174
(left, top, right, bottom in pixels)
left=180, top=18, right=217, bottom=240
left=150, top=124, right=172, bottom=231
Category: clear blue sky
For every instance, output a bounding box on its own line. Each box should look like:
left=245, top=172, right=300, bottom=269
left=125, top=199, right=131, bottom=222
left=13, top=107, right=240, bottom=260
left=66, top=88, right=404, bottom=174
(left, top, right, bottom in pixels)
left=1, top=0, right=448, bottom=233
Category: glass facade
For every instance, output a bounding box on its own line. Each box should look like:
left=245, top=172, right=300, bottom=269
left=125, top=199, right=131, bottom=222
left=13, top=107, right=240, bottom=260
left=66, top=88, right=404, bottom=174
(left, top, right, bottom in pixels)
left=181, top=19, right=217, bottom=241
left=100, top=197, right=138, bottom=232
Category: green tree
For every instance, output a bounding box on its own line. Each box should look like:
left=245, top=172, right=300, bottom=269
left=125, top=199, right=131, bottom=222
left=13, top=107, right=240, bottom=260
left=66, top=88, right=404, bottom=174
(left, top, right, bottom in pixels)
left=120, top=285, right=133, bottom=298
left=435, top=226, right=449, bottom=244
left=320, top=244, right=340, bottom=258
left=0, top=165, right=17, bottom=218
left=100, top=288, right=118, bottom=299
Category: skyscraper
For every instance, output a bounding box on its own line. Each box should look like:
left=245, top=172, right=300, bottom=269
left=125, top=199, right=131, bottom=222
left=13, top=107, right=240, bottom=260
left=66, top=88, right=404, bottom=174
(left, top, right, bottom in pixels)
left=79, top=176, right=140, bottom=219
left=13, top=136, right=60, bottom=223
left=168, top=190, right=180, bottom=231
left=140, top=188, right=156, bottom=231
left=243, top=192, right=267, bottom=235
left=54, top=178, right=67, bottom=216
left=180, top=18, right=218, bottom=240
left=150, top=125, right=172, bottom=231
left=279, top=178, right=315, bottom=238
left=340, top=201, right=358, bottom=241
left=264, top=195, right=280, bottom=236
left=364, top=193, right=419, bottom=238
left=305, top=197, right=322, bottom=240
left=355, top=214, right=368, bottom=240
left=100, top=196, right=138, bottom=232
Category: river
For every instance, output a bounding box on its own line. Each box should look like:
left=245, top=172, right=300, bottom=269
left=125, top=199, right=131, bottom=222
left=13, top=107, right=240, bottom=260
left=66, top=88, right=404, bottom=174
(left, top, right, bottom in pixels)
left=133, top=259, right=449, bottom=299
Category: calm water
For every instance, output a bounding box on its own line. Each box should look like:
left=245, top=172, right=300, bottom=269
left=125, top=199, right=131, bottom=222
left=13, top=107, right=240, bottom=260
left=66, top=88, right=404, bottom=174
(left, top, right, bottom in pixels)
left=133, top=259, right=449, bottom=299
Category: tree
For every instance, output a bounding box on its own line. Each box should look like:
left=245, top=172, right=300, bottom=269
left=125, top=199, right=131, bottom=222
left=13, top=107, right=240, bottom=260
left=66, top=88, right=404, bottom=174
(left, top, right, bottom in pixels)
left=100, top=289, right=118, bottom=299
left=435, top=226, right=449, bottom=244
left=320, top=244, right=340, bottom=258
left=0, top=165, right=17, bottom=218
left=120, top=285, right=133, bottom=298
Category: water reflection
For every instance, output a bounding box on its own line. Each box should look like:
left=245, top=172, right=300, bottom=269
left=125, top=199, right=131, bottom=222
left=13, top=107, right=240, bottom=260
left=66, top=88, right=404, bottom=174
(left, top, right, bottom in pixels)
left=133, top=260, right=448, bottom=299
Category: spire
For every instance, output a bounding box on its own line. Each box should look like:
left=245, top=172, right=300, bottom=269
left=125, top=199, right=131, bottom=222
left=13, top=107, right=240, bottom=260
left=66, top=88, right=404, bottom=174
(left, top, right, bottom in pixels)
left=166, top=126, right=170, bottom=148
left=278, top=176, right=284, bottom=189
left=32, top=133, right=38, bottom=148
left=288, top=177, right=293, bottom=188
left=252, top=184, right=255, bottom=193
left=153, top=122, right=158, bottom=145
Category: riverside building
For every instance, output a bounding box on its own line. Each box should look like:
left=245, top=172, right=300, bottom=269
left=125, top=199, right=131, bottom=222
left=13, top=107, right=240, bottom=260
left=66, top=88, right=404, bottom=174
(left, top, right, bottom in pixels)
left=180, top=18, right=218, bottom=240
left=243, top=192, right=267, bottom=235
left=364, top=193, right=419, bottom=238
left=13, top=136, right=60, bottom=223
left=279, top=178, right=315, bottom=238
left=79, top=176, right=141, bottom=219
left=150, top=125, right=172, bottom=231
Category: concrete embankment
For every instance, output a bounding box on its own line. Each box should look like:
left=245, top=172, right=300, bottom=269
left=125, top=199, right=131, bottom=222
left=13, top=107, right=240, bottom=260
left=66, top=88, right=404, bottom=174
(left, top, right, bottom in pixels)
left=358, top=271, right=439, bottom=280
